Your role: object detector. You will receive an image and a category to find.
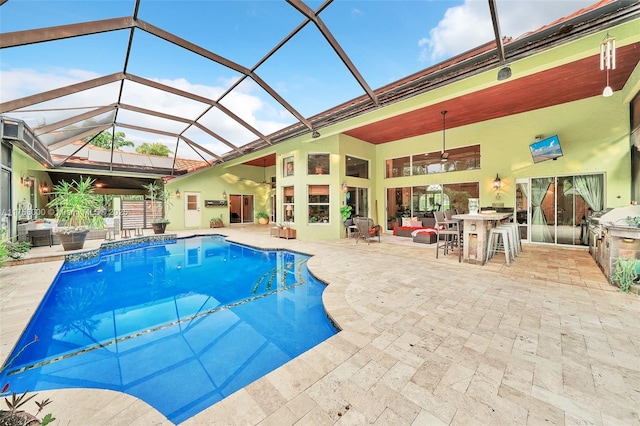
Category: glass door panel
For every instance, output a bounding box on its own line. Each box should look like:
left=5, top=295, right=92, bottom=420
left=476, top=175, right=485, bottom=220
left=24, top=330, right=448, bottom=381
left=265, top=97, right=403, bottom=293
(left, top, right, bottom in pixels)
left=515, top=179, right=529, bottom=241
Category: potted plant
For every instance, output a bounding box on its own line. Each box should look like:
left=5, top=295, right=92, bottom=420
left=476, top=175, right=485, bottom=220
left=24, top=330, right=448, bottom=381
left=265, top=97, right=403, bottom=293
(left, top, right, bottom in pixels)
left=256, top=210, right=270, bottom=225
left=340, top=205, right=353, bottom=225
left=143, top=182, right=172, bottom=234
left=612, top=256, right=639, bottom=292
left=47, top=177, right=105, bottom=250
left=210, top=215, right=224, bottom=228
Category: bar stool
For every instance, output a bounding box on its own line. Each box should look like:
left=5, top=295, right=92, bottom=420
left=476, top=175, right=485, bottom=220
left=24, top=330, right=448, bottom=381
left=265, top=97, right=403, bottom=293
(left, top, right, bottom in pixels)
left=486, top=228, right=511, bottom=266
left=498, top=223, right=520, bottom=258
left=435, top=211, right=461, bottom=262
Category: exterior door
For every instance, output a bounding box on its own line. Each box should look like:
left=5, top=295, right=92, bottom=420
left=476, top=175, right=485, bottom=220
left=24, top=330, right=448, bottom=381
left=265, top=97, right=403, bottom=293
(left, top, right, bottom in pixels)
left=184, top=192, right=201, bottom=228
left=229, top=194, right=254, bottom=224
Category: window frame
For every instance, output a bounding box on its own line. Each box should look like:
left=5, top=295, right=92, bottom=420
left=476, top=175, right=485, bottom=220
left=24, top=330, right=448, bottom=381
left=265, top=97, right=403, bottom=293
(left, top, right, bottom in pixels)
left=307, top=184, right=330, bottom=224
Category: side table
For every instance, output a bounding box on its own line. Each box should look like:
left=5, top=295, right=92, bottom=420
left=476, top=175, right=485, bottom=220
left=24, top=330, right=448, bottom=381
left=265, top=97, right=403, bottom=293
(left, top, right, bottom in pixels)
left=28, top=229, right=53, bottom=247
left=278, top=227, right=296, bottom=239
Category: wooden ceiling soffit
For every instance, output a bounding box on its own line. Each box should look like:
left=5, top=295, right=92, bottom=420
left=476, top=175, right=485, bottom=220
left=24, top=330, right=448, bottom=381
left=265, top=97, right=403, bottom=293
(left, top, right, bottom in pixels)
left=344, top=42, right=640, bottom=145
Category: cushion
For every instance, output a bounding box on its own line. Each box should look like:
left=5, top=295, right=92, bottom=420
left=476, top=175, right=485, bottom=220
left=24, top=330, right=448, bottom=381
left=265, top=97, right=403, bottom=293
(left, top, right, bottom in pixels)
left=401, top=217, right=418, bottom=227
left=409, top=219, right=422, bottom=227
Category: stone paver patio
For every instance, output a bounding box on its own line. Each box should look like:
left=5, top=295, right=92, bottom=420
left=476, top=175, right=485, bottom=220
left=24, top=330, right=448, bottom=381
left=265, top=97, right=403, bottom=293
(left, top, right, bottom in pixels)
left=1, top=226, right=638, bottom=425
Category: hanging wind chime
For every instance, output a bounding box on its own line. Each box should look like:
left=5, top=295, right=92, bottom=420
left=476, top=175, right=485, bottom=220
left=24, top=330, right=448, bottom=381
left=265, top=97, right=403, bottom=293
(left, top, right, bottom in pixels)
left=600, top=32, right=616, bottom=97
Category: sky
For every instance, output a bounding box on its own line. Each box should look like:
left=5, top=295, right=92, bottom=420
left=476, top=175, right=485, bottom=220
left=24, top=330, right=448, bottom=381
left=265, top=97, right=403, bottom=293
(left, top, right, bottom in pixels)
left=0, top=0, right=598, bottom=160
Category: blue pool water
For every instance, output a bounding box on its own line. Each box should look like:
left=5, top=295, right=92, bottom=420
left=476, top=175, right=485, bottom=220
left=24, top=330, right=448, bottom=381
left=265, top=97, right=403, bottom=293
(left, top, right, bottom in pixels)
left=0, top=236, right=338, bottom=424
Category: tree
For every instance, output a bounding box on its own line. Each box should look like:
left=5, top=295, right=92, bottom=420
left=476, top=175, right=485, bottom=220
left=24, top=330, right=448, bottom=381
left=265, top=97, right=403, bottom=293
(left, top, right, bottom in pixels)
left=86, top=131, right=134, bottom=150
left=136, top=142, right=172, bottom=157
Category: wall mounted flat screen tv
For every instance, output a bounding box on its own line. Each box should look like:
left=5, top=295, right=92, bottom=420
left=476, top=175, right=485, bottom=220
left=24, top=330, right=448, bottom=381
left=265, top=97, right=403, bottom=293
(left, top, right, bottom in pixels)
left=529, top=135, right=563, bottom=164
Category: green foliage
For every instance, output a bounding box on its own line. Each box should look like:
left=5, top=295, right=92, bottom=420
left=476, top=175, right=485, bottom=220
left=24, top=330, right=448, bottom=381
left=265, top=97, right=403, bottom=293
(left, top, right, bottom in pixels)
left=210, top=215, right=223, bottom=223
left=143, top=182, right=172, bottom=223
left=86, top=130, right=134, bottom=150
left=136, top=142, right=172, bottom=157
left=340, top=205, right=353, bottom=220
left=612, top=257, right=638, bottom=292
left=0, top=229, right=31, bottom=267
left=0, top=336, right=54, bottom=426
left=255, top=210, right=269, bottom=219
left=47, top=177, right=105, bottom=231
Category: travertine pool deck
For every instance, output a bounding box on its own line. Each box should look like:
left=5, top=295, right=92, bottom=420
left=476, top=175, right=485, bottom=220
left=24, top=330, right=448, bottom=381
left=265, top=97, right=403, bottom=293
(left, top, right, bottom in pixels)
left=1, top=226, right=638, bottom=425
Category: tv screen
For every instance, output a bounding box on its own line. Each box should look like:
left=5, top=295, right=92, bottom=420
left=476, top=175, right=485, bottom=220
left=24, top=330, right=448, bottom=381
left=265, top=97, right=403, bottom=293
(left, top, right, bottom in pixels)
left=529, top=135, right=563, bottom=164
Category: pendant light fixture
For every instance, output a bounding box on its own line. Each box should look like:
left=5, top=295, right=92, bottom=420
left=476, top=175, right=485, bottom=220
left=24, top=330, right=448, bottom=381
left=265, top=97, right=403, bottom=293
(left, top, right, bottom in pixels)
left=600, top=32, right=616, bottom=97
left=440, top=110, right=449, bottom=162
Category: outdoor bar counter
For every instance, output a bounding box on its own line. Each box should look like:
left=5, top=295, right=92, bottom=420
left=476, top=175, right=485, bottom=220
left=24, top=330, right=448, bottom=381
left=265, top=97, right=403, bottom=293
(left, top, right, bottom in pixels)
left=453, top=212, right=512, bottom=265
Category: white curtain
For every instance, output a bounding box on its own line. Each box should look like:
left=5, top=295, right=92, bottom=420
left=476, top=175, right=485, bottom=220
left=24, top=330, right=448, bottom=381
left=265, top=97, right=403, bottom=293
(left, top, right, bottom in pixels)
left=573, top=174, right=603, bottom=212
left=531, top=178, right=553, bottom=243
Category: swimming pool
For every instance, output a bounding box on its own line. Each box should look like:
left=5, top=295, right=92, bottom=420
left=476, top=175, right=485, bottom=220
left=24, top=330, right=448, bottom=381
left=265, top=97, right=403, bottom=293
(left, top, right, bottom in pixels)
left=0, top=235, right=338, bottom=424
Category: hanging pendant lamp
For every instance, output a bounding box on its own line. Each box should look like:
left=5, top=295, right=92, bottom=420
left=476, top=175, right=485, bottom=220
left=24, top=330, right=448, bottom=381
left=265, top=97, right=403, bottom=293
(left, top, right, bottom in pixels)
left=440, top=110, right=449, bottom=162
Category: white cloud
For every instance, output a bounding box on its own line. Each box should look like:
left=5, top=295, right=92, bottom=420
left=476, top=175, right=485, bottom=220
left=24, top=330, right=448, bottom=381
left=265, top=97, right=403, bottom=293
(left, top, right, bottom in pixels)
left=420, top=0, right=597, bottom=63
left=1, top=66, right=294, bottom=160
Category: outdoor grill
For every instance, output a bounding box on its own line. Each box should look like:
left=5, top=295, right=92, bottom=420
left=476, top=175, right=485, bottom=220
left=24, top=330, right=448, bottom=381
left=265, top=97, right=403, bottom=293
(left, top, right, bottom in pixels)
left=588, top=205, right=640, bottom=280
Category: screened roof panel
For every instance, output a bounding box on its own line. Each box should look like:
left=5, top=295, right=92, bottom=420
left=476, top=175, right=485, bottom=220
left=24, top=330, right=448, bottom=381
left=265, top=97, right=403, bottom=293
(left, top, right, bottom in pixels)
left=1, top=32, right=130, bottom=83
left=126, top=30, right=243, bottom=91
left=255, top=23, right=365, bottom=118
left=219, top=79, right=298, bottom=137
left=0, top=1, right=129, bottom=31
left=181, top=126, right=229, bottom=158
left=197, top=107, right=259, bottom=149
left=135, top=0, right=303, bottom=66
left=118, top=80, right=210, bottom=119
left=0, top=0, right=611, bottom=175
left=116, top=109, right=187, bottom=136
left=37, top=110, right=116, bottom=148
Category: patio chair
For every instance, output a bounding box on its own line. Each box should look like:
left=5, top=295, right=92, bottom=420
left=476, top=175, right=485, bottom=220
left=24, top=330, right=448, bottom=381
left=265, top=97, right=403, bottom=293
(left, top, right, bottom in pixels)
left=434, top=211, right=461, bottom=262
left=354, top=217, right=381, bottom=244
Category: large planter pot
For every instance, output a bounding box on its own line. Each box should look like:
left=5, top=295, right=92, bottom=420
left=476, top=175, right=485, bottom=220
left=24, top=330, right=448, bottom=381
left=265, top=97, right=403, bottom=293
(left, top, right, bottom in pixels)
left=210, top=221, right=224, bottom=228
left=152, top=222, right=168, bottom=234
left=258, top=217, right=269, bottom=225
left=56, top=229, right=90, bottom=251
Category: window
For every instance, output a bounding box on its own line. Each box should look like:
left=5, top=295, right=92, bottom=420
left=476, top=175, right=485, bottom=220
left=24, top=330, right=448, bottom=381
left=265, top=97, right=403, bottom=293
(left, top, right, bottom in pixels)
left=385, top=156, right=410, bottom=178
left=346, top=155, right=368, bottom=178
left=385, top=182, right=479, bottom=230
left=283, top=156, right=294, bottom=177
left=308, top=185, right=329, bottom=223
left=308, top=153, right=330, bottom=175
left=283, top=186, right=294, bottom=222
left=385, top=145, right=480, bottom=178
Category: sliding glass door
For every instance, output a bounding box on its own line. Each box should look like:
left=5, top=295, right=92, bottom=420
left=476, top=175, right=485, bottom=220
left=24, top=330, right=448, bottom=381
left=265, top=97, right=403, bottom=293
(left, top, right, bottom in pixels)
left=529, top=174, right=602, bottom=246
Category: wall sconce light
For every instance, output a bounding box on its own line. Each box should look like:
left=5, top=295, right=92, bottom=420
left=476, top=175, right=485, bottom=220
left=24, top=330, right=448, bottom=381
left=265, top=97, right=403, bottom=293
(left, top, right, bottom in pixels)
left=222, top=190, right=227, bottom=199
left=39, top=182, right=49, bottom=194
left=341, top=182, right=348, bottom=194
left=20, top=174, right=34, bottom=187
left=175, top=189, right=181, bottom=198
left=493, top=173, right=502, bottom=199
left=492, top=174, right=502, bottom=189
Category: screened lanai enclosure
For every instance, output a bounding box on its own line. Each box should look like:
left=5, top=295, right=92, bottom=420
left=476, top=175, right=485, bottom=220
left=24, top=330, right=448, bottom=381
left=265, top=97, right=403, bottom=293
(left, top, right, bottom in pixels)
left=1, top=0, right=617, bottom=173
